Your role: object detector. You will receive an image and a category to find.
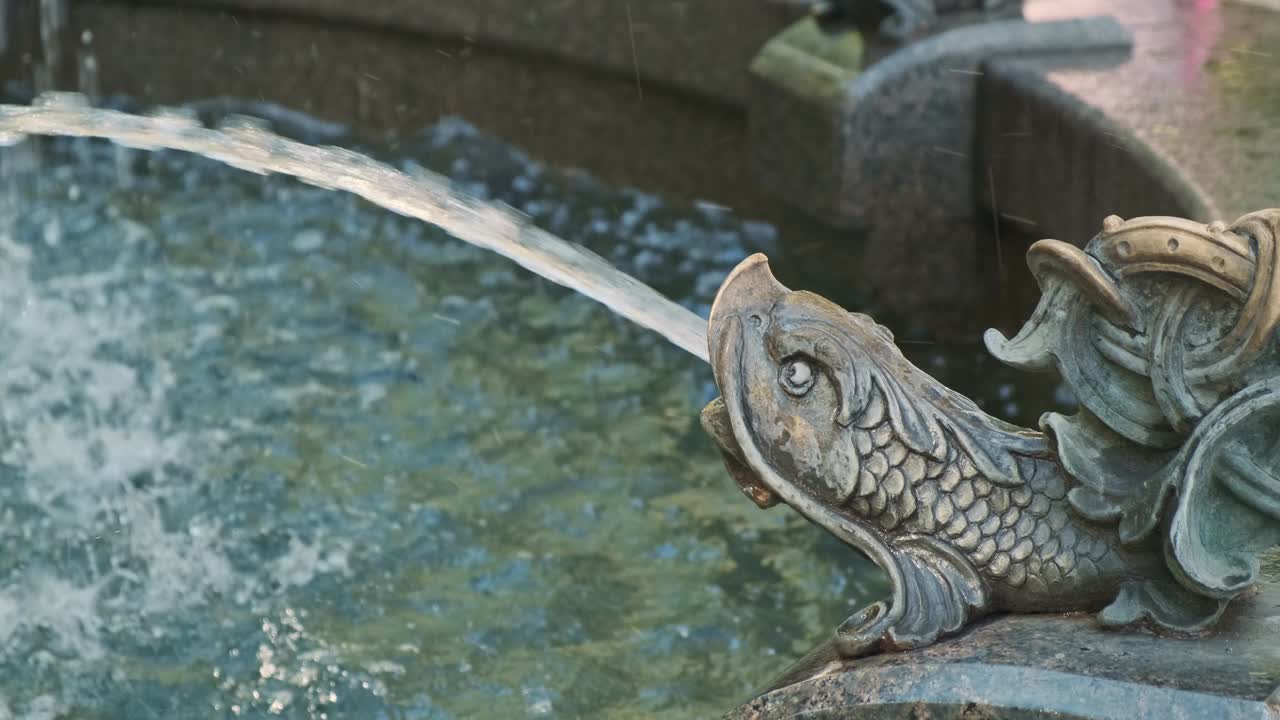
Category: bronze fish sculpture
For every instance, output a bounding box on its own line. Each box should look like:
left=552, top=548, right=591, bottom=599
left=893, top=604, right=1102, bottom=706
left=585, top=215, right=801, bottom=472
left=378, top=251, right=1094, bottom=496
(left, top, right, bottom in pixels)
left=702, top=211, right=1280, bottom=657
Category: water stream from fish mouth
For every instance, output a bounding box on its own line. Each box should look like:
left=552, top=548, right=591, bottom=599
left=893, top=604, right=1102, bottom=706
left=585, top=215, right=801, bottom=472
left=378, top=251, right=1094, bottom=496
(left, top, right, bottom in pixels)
left=0, top=106, right=878, bottom=719
left=0, top=94, right=710, bottom=363
left=0, top=96, right=1064, bottom=718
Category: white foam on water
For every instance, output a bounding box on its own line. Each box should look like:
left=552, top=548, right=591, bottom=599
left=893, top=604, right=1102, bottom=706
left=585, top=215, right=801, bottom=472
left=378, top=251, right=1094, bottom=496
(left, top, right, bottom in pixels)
left=2, top=572, right=117, bottom=659
left=0, top=694, right=65, bottom=720
left=0, top=170, right=376, bottom=712
left=269, top=537, right=353, bottom=590
left=291, top=228, right=325, bottom=252
left=0, top=103, right=811, bottom=717
left=0, top=227, right=240, bottom=658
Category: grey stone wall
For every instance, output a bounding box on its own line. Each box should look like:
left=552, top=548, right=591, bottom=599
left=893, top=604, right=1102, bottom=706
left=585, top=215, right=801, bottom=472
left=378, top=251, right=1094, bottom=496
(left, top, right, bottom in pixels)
left=155, top=0, right=796, bottom=104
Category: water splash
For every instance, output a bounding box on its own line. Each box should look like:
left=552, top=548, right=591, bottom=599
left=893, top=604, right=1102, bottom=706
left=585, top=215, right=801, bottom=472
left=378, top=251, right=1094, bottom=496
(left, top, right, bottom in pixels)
left=0, top=121, right=873, bottom=717
left=77, top=30, right=99, bottom=104
left=0, top=162, right=376, bottom=713
left=36, top=0, right=67, bottom=93
left=0, top=95, right=711, bottom=362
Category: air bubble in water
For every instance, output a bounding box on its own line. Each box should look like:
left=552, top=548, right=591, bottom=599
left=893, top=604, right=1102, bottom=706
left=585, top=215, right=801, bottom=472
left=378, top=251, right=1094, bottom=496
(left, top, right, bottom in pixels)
left=77, top=52, right=99, bottom=102
left=114, top=144, right=134, bottom=187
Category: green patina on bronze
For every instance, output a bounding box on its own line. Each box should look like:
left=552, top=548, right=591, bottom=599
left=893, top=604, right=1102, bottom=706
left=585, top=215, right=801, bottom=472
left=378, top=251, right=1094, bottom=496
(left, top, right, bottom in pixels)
left=703, top=210, right=1280, bottom=657
left=748, top=16, right=865, bottom=106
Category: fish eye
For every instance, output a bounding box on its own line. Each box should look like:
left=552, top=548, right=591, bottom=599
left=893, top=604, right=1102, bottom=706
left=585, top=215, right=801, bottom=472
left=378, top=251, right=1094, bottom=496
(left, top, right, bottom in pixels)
left=779, top=356, right=817, bottom=397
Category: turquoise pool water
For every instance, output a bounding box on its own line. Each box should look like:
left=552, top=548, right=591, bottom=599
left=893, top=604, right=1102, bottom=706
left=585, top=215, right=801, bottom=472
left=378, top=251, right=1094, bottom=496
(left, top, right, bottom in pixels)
left=0, top=118, right=1054, bottom=719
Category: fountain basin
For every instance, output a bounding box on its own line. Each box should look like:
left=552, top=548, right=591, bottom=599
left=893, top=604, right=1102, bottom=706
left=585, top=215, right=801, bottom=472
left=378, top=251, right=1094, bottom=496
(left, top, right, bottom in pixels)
left=729, top=569, right=1280, bottom=719
left=3, top=1, right=1280, bottom=717
left=0, top=0, right=803, bottom=232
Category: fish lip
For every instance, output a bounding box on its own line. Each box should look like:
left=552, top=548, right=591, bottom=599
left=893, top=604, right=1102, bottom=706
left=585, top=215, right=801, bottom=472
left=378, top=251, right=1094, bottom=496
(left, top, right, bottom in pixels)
left=708, top=254, right=772, bottom=332
left=707, top=315, right=780, bottom=509
left=706, top=253, right=788, bottom=363
left=705, top=255, right=792, bottom=510
left=701, top=395, right=779, bottom=509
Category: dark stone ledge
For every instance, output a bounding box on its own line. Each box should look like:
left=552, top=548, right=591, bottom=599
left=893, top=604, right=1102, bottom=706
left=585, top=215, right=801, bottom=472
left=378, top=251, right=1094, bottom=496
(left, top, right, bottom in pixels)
left=726, top=572, right=1280, bottom=719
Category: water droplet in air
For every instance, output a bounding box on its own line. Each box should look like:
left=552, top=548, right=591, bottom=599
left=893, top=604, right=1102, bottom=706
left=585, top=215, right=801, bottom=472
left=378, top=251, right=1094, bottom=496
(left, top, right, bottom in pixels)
left=146, top=106, right=200, bottom=130
left=33, top=91, right=89, bottom=108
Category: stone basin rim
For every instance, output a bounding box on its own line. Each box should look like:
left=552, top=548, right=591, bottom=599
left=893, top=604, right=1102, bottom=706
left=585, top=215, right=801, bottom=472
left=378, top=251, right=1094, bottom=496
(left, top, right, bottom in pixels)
left=734, top=660, right=1277, bottom=720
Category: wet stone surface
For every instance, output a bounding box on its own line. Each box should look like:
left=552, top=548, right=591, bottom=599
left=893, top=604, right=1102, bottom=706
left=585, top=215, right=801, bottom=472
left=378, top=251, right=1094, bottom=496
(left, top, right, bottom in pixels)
left=984, top=0, right=1280, bottom=243
left=729, top=569, right=1280, bottom=719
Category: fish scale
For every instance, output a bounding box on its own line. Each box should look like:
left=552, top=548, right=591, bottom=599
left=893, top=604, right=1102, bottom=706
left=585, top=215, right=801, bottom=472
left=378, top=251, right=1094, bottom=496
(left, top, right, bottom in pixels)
left=844, top=412, right=1122, bottom=592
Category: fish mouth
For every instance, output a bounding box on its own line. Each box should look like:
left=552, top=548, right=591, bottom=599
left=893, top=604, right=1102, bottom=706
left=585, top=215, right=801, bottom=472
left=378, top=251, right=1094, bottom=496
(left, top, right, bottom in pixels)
left=700, top=397, right=778, bottom=508
left=702, top=254, right=792, bottom=510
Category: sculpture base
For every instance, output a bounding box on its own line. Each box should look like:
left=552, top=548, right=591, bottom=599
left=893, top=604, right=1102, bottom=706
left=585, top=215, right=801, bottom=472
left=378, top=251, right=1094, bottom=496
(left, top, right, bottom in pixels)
left=728, top=571, right=1280, bottom=719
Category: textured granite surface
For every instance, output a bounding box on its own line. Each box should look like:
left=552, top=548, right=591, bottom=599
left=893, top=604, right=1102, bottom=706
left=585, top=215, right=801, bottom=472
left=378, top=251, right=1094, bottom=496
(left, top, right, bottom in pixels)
left=0, top=0, right=823, bottom=239
left=750, top=12, right=1132, bottom=229
left=980, top=0, right=1280, bottom=243
left=0, top=0, right=1041, bottom=335
left=5, top=0, right=1277, bottom=334
left=141, top=0, right=794, bottom=105
left=747, top=9, right=1131, bottom=334
left=727, top=574, right=1280, bottom=719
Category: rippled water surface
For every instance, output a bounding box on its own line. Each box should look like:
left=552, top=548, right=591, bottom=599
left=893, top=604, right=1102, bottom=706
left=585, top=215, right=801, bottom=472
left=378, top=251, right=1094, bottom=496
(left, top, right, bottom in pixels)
left=0, top=120, right=1051, bottom=719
